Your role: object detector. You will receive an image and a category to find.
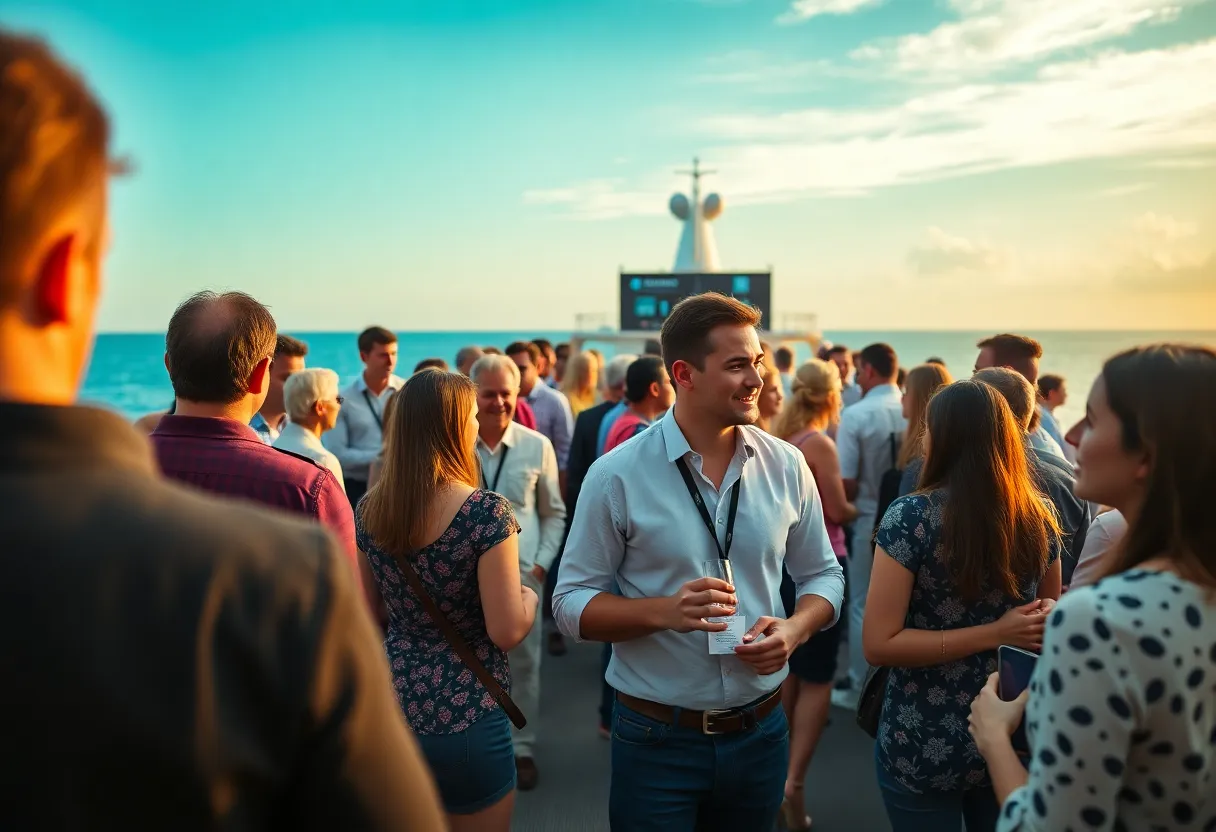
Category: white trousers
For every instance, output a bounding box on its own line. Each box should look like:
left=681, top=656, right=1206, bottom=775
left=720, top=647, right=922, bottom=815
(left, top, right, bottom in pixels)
left=508, top=570, right=543, bottom=757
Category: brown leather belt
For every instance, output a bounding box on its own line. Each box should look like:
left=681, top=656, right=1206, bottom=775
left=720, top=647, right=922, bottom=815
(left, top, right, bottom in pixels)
left=616, top=689, right=782, bottom=735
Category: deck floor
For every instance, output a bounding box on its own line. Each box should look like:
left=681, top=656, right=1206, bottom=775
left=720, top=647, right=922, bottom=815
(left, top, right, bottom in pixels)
left=511, top=640, right=893, bottom=831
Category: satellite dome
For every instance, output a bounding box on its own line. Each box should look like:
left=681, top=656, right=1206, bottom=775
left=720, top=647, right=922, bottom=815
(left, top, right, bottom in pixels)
left=669, top=192, right=690, bottom=220
left=703, top=192, right=724, bottom=220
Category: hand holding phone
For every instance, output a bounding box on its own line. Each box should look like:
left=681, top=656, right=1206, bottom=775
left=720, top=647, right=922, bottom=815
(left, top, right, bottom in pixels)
left=998, top=645, right=1038, bottom=755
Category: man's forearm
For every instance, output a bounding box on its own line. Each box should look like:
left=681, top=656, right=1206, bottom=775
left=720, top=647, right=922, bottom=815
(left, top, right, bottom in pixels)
left=578, top=592, right=671, bottom=643
left=788, top=594, right=836, bottom=645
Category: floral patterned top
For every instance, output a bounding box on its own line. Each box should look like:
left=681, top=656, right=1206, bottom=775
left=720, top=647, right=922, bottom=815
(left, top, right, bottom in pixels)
left=873, top=490, right=1059, bottom=793
left=356, top=489, right=521, bottom=736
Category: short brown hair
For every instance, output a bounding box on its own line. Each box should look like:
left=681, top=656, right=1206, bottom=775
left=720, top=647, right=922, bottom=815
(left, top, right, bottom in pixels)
left=358, top=326, right=396, bottom=355
left=1037, top=374, right=1064, bottom=397
left=859, top=343, right=899, bottom=380
left=166, top=291, right=277, bottom=404
left=978, top=334, right=1042, bottom=382
left=505, top=341, right=541, bottom=366
left=275, top=334, right=308, bottom=359
left=974, top=367, right=1036, bottom=431
left=660, top=293, right=761, bottom=378
left=0, top=32, right=113, bottom=304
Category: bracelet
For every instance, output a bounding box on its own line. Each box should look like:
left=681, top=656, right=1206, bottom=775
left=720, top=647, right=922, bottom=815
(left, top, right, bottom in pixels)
left=941, top=630, right=946, bottom=657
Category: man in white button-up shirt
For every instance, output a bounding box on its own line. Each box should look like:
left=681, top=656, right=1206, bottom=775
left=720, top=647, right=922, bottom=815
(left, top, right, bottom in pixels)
left=471, top=354, right=566, bottom=792
left=554, top=294, right=844, bottom=832
left=832, top=342, right=906, bottom=710
left=322, top=327, right=404, bottom=508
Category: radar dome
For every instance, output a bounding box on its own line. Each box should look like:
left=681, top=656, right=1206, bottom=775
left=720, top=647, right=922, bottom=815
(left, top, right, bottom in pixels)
left=703, top=192, right=724, bottom=220
left=669, top=193, right=690, bottom=220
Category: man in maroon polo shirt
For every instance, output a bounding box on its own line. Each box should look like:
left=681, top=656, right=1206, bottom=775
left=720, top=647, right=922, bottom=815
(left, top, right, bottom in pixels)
left=150, top=290, right=360, bottom=590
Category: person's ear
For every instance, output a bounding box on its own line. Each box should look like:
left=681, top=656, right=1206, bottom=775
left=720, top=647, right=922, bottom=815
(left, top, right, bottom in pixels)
left=671, top=360, right=694, bottom=390
left=31, top=234, right=77, bottom=324
left=247, top=357, right=271, bottom=395
left=649, top=381, right=660, bottom=399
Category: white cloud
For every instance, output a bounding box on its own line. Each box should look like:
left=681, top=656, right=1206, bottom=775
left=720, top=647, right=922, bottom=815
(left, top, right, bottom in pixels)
left=907, top=227, right=1008, bottom=275
left=778, top=0, right=884, bottom=25
left=1097, top=182, right=1154, bottom=197
left=855, top=0, right=1207, bottom=74
left=527, top=40, right=1216, bottom=217
left=1141, top=156, right=1216, bottom=169
left=1133, top=211, right=1198, bottom=241
left=523, top=178, right=667, bottom=220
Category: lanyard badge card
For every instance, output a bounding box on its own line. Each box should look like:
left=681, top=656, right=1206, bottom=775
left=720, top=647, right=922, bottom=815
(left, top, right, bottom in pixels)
left=676, top=457, right=746, bottom=655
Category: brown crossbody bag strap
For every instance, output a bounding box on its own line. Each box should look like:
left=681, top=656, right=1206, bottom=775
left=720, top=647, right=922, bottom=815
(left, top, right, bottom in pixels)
left=396, top=557, right=528, bottom=730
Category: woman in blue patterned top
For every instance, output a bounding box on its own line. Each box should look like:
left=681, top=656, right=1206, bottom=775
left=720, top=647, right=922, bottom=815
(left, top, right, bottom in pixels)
left=864, top=379, right=1063, bottom=832
left=356, top=369, right=538, bottom=831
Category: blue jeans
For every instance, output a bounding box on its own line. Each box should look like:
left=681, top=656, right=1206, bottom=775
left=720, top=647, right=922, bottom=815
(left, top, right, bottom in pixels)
left=875, top=747, right=999, bottom=832
left=608, top=697, right=789, bottom=832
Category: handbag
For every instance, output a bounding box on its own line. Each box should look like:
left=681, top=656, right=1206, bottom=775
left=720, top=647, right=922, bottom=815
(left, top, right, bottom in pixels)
left=396, top=555, right=528, bottom=730
left=855, top=664, right=891, bottom=738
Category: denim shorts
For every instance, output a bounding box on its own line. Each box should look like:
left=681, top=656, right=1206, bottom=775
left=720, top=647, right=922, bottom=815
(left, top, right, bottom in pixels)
left=415, top=708, right=515, bottom=815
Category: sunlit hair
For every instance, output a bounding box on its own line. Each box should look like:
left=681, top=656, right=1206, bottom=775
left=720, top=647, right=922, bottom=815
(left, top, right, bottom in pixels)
left=918, top=380, right=1061, bottom=601
left=560, top=351, right=598, bottom=415
left=898, top=363, right=954, bottom=469
left=360, top=370, right=480, bottom=557
left=283, top=368, right=339, bottom=423
left=1100, top=345, right=1216, bottom=589
left=772, top=359, right=842, bottom=441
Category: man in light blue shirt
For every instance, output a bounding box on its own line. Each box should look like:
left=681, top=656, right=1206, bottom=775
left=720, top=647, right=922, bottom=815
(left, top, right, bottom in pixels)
left=555, top=294, right=844, bottom=832
left=975, top=333, right=1070, bottom=463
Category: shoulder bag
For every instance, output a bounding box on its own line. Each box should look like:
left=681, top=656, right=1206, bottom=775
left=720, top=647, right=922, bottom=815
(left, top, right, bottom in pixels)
left=396, top=556, right=528, bottom=730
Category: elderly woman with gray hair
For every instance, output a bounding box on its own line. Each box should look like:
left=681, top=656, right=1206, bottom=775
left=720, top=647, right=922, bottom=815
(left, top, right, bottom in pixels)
left=273, top=368, right=346, bottom=490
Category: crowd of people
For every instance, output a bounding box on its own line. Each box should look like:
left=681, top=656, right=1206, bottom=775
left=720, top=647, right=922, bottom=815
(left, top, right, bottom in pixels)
left=2, top=30, right=1214, bottom=832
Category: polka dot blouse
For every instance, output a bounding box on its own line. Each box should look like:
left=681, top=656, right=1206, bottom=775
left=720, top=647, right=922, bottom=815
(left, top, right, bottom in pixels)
left=999, top=569, right=1216, bottom=831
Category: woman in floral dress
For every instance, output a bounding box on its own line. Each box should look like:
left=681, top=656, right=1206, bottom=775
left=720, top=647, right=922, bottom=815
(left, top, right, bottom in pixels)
left=863, top=379, right=1063, bottom=832
left=356, top=369, right=538, bottom=832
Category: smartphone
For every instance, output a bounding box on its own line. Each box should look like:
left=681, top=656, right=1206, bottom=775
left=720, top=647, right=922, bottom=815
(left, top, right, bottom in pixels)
left=998, top=645, right=1038, bottom=756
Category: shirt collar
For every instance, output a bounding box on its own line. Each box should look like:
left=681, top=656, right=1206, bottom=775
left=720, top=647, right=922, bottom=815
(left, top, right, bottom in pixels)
left=865, top=383, right=902, bottom=400
left=659, top=406, right=758, bottom=464
left=477, top=420, right=517, bottom=453
left=281, top=422, right=324, bottom=450
left=354, top=373, right=405, bottom=395
left=0, top=402, right=158, bottom=476
left=152, top=415, right=264, bottom=444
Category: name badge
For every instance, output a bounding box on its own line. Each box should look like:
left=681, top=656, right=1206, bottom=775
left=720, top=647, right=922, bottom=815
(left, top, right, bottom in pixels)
left=707, top=615, right=746, bottom=655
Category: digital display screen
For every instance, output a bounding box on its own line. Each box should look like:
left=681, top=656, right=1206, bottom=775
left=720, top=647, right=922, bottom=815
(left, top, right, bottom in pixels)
left=619, top=273, right=771, bottom=331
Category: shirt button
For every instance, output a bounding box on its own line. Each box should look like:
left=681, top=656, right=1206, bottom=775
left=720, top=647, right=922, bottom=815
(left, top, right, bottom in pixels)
left=717, top=519, right=723, bottom=525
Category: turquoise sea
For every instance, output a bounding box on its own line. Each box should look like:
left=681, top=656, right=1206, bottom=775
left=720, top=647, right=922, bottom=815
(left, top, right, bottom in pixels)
left=83, top=329, right=1216, bottom=433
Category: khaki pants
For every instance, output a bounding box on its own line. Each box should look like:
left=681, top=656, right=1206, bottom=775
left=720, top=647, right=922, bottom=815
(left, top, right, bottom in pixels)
left=508, top=570, right=543, bottom=757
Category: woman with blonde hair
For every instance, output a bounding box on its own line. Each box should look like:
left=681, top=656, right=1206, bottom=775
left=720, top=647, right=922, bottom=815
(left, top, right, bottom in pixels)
left=356, top=369, right=538, bottom=832
left=757, top=341, right=786, bottom=434
left=771, top=359, right=858, bottom=830
left=897, top=363, right=954, bottom=496
left=560, top=351, right=599, bottom=418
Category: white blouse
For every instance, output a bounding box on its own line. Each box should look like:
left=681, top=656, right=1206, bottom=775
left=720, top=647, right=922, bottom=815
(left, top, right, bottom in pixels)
left=999, top=569, right=1216, bottom=831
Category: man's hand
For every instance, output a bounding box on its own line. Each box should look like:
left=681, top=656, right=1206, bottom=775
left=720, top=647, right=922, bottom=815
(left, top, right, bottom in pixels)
left=530, top=564, right=547, bottom=583
left=733, top=616, right=806, bottom=676
left=663, top=577, right=737, bottom=634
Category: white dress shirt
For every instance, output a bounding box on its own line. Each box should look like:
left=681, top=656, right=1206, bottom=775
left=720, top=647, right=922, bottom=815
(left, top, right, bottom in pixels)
left=273, top=423, right=345, bottom=492
left=322, top=373, right=404, bottom=482
left=554, top=407, right=845, bottom=710
left=835, top=383, right=907, bottom=540
left=476, top=422, right=566, bottom=574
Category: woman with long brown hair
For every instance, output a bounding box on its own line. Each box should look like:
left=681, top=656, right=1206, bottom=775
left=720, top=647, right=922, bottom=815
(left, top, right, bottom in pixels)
left=864, top=380, right=1062, bottom=832
left=970, top=344, right=1216, bottom=831
left=896, top=363, right=953, bottom=496
left=771, top=358, right=856, bottom=830
left=356, top=369, right=538, bottom=832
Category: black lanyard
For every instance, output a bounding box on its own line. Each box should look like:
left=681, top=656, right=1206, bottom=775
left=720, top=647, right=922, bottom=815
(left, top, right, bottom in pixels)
left=482, top=446, right=511, bottom=492
left=362, top=389, right=383, bottom=430
left=675, top=457, right=740, bottom=563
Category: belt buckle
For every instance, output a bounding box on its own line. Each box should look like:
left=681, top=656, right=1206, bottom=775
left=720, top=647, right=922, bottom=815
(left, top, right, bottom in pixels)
left=701, top=708, right=730, bottom=735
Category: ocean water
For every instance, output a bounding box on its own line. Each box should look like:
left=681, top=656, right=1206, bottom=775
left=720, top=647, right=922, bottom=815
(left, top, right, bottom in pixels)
left=83, top=329, right=1216, bottom=432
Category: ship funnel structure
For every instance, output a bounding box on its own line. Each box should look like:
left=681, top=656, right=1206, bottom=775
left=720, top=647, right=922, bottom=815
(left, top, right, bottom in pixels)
left=670, top=158, right=723, bottom=273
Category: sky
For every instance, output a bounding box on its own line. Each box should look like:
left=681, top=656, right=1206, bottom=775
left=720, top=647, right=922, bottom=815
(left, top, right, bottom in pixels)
left=4, top=0, right=1215, bottom=332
